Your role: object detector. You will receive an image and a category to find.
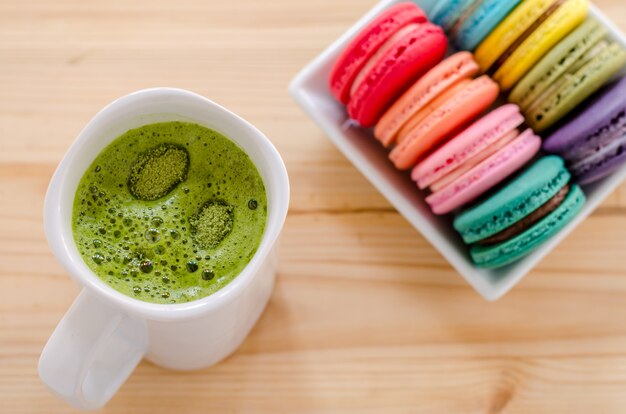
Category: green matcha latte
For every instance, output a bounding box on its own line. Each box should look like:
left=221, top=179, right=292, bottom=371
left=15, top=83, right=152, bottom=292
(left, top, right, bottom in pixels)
left=72, top=121, right=267, bottom=304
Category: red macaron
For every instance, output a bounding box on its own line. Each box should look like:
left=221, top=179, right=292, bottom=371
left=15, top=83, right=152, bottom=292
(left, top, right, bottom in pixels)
left=329, top=2, right=447, bottom=128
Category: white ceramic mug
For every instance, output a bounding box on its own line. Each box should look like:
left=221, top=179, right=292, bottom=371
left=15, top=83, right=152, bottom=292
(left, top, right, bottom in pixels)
left=38, top=88, right=290, bottom=410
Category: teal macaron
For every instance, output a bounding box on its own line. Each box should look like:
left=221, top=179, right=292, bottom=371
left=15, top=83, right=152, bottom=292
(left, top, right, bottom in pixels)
left=451, top=0, right=523, bottom=51
left=429, top=0, right=474, bottom=32
left=454, top=156, right=586, bottom=268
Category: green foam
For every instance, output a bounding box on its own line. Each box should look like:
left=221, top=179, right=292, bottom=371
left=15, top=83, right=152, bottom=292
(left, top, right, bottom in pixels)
left=72, top=121, right=267, bottom=304
left=454, top=156, right=570, bottom=244
left=128, top=144, right=189, bottom=201
left=470, top=184, right=585, bottom=268
left=189, top=202, right=234, bottom=249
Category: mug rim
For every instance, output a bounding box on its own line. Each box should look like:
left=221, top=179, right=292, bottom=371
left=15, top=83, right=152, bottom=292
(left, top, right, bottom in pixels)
left=43, top=88, right=290, bottom=321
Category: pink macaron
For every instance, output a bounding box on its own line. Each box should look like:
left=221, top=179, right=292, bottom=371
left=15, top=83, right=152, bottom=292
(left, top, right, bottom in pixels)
left=412, top=103, right=542, bottom=216
left=412, top=104, right=525, bottom=190
left=425, top=129, right=541, bottom=215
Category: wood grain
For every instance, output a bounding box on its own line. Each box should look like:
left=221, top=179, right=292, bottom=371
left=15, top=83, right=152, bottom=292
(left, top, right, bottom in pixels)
left=2, top=0, right=626, bottom=412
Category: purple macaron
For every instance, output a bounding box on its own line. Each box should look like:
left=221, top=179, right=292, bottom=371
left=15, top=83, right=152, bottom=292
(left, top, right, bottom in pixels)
left=543, top=76, right=626, bottom=185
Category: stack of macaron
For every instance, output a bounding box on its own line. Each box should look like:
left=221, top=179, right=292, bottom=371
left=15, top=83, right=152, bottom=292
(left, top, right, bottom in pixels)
left=454, top=156, right=585, bottom=268
left=509, top=19, right=626, bottom=131
left=326, top=1, right=626, bottom=268
left=329, top=2, right=447, bottom=127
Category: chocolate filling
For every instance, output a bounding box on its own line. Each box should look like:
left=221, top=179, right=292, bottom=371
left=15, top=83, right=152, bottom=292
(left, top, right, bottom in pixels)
left=488, top=0, right=565, bottom=75
left=479, top=184, right=570, bottom=246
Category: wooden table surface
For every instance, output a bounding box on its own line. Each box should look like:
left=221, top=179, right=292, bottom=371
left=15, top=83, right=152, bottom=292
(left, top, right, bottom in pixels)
left=3, top=0, right=626, bottom=412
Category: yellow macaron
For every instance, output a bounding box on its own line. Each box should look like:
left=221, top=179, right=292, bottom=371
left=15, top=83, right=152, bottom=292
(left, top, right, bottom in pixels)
left=484, top=0, right=589, bottom=91
left=475, top=0, right=558, bottom=72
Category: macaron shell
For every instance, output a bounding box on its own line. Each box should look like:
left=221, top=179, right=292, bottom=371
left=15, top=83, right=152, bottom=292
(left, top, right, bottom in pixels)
left=454, top=155, right=571, bottom=244
left=430, top=0, right=474, bottom=31
left=453, top=0, right=523, bottom=51
left=425, top=130, right=541, bottom=215
left=396, top=79, right=471, bottom=145
left=475, top=0, right=558, bottom=72
left=527, top=42, right=626, bottom=132
left=509, top=19, right=607, bottom=110
left=389, top=76, right=500, bottom=170
left=470, top=184, right=585, bottom=268
left=570, top=133, right=626, bottom=185
left=329, top=2, right=427, bottom=104
left=493, top=0, right=588, bottom=91
left=374, top=52, right=480, bottom=147
left=348, top=23, right=447, bottom=128
left=411, top=103, right=524, bottom=189
left=479, top=184, right=571, bottom=245
left=429, top=128, right=520, bottom=193
left=349, top=23, right=421, bottom=97
left=562, top=111, right=626, bottom=164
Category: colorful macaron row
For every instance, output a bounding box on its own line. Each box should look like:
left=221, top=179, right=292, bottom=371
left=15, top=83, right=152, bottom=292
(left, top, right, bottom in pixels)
left=444, top=0, right=626, bottom=186
left=328, top=2, right=589, bottom=268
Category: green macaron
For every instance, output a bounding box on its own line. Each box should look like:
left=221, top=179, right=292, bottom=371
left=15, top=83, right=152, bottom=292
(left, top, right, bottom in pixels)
left=454, top=156, right=586, bottom=268
left=510, top=19, right=607, bottom=111
left=509, top=18, right=626, bottom=132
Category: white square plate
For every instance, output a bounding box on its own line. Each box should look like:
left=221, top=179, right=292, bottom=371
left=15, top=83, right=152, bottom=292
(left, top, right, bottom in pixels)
left=289, top=0, right=626, bottom=300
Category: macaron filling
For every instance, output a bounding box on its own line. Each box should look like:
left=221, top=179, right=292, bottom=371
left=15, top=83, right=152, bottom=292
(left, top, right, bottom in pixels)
left=487, top=0, right=565, bottom=75
left=479, top=184, right=570, bottom=245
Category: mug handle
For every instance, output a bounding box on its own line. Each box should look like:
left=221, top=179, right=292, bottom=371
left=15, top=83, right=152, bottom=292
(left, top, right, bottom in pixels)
left=38, top=289, right=148, bottom=410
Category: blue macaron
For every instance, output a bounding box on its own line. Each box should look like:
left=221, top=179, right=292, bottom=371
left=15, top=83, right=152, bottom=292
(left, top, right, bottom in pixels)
left=452, top=0, right=523, bottom=51
left=429, top=0, right=474, bottom=32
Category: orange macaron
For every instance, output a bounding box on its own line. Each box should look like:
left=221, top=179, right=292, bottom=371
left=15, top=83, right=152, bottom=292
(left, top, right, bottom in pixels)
left=374, top=52, right=481, bottom=147
left=389, top=74, right=500, bottom=170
